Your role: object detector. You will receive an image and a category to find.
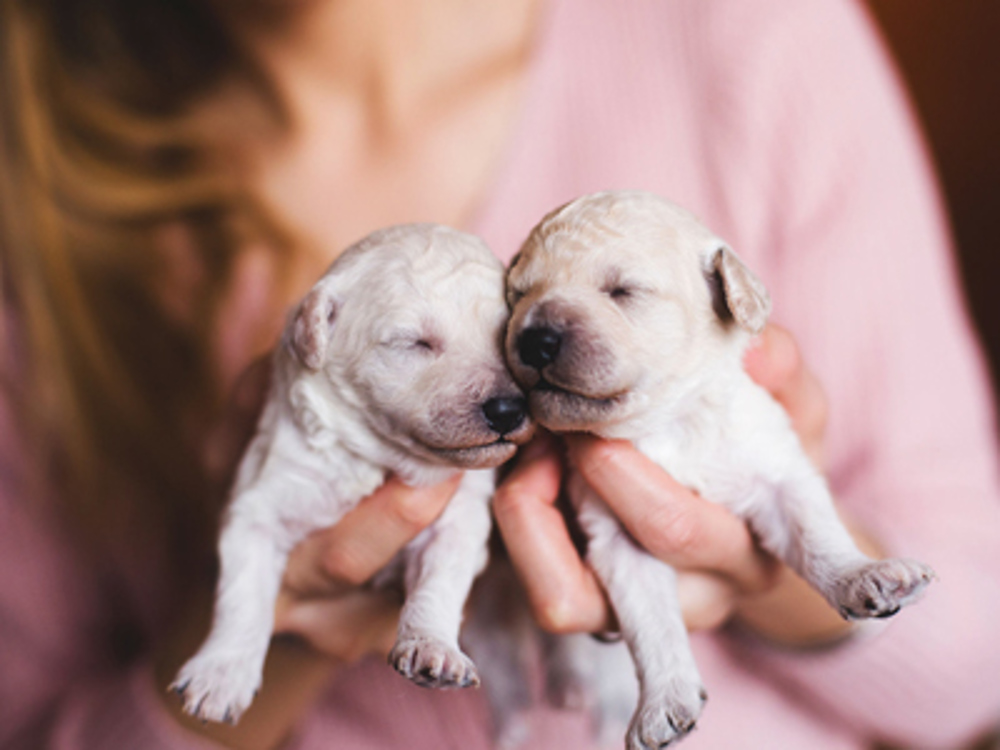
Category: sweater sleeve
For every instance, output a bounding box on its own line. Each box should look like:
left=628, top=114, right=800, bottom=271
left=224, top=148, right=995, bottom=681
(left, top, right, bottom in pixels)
left=713, top=1, right=1000, bottom=746
left=0, top=395, right=219, bottom=750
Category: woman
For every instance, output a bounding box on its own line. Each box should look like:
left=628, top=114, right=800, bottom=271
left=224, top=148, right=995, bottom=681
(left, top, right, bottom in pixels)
left=2, top=0, right=999, bottom=748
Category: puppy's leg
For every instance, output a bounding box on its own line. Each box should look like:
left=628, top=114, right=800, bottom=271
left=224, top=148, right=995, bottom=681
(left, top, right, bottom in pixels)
left=389, top=470, right=492, bottom=689
left=171, top=470, right=333, bottom=723
left=746, top=461, right=934, bottom=620
left=171, top=502, right=288, bottom=723
left=573, top=475, right=706, bottom=750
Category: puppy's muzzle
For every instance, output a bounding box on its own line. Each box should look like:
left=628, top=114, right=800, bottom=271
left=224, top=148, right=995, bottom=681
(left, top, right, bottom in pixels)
left=517, top=326, right=562, bottom=370
left=481, top=396, right=529, bottom=436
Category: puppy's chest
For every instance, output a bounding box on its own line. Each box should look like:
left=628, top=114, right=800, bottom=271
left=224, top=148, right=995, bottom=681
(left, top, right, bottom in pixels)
left=634, top=427, right=759, bottom=510
left=273, top=451, right=387, bottom=541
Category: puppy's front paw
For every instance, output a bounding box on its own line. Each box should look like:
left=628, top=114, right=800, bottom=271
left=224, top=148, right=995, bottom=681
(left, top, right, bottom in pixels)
left=170, top=650, right=263, bottom=724
left=626, top=681, right=706, bottom=750
left=833, top=558, right=936, bottom=620
left=389, top=637, right=480, bottom=689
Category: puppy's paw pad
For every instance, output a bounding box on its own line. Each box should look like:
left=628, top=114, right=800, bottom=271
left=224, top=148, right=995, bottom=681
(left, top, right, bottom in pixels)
left=835, top=558, right=936, bottom=620
left=389, top=637, right=480, bottom=689
left=170, top=652, right=262, bottom=724
left=626, top=684, right=705, bottom=750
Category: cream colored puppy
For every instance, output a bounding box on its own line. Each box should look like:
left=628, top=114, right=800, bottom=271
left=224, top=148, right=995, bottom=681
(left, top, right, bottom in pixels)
left=172, top=224, right=533, bottom=723
left=504, top=191, right=934, bottom=749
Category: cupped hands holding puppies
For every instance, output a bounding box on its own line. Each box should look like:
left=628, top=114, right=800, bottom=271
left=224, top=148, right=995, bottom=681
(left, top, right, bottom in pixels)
left=225, top=322, right=850, bottom=664
left=160, top=318, right=853, bottom=750
left=159, top=355, right=469, bottom=750
left=493, top=323, right=861, bottom=646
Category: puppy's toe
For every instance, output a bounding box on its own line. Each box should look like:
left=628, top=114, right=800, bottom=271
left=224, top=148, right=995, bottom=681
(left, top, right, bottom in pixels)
left=170, top=650, right=263, bottom=724
left=834, top=558, right=935, bottom=620
left=626, top=681, right=705, bottom=750
left=389, top=637, right=480, bottom=689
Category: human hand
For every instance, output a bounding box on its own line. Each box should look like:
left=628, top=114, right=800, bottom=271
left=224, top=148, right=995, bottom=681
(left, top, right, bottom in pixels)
left=743, top=323, right=829, bottom=470
left=203, top=355, right=462, bottom=664
left=273, top=473, right=461, bottom=661
left=739, top=325, right=879, bottom=643
left=493, top=431, right=778, bottom=635
left=493, top=323, right=853, bottom=644
left=160, top=356, right=462, bottom=748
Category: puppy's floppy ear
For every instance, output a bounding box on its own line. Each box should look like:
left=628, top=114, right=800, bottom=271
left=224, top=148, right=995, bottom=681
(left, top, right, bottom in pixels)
left=704, top=245, right=771, bottom=334
left=291, top=283, right=339, bottom=370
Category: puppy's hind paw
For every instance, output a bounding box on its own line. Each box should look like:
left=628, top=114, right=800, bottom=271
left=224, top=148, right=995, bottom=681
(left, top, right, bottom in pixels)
left=834, top=558, right=936, bottom=620
left=626, top=682, right=706, bottom=750
left=389, top=637, right=480, bottom=689
left=170, top=651, right=263, bottom=724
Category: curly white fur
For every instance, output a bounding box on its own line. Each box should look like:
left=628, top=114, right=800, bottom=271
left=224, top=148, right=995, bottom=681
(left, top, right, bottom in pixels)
left=172, top=224, right=533, bottom=723
left=502, top=191, right=934, bottom=749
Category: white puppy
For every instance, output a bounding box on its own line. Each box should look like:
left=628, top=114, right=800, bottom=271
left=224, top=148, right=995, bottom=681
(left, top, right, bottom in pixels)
left=172, top=224, right=533, bottom=723
left=503, top=191, right=934, bottom=749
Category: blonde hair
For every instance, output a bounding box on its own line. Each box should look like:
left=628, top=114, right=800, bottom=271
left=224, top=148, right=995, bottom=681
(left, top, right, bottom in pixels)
left=0, top=0, right=291, bottom=587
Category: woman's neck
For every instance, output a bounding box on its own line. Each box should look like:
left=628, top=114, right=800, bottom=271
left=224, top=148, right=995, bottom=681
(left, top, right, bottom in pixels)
left=237, top=0, right=543, bottom=278
left=249, top=0, right=541, bottom=132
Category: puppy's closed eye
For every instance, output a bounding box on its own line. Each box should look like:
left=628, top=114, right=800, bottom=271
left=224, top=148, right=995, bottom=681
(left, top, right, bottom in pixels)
left=383, top=332, right=442, bottom=355
left=600, top=280, right=650, bottom=305
left=605, top=284, right=633, bottom=300
left=601, top=267, right=651, bottom=305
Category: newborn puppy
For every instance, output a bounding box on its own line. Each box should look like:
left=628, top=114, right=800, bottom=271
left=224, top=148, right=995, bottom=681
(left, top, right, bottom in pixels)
left=172, top=224, right=533, bottom=723
left=504, top=191, right=934, bottom=749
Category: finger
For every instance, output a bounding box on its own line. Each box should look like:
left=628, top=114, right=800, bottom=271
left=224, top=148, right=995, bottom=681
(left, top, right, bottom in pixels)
left=492, top=433, right=612, bottom=633
left=676, top=571, right=739, bottom=632
left=744, top=324, right=828, bottom=464
left=743, top=324, right=803, bottom=397
left=275, top=587, right=401, bottom=662
left=285, top=474, right=462, bottom=596
left=565, top=435, right=777, bottom=594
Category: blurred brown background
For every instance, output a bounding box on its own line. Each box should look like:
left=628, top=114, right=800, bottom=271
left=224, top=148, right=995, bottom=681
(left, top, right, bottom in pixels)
left=868, top=6, right=1000, bottom=747
left=866, top=1, right=1000, bottom=402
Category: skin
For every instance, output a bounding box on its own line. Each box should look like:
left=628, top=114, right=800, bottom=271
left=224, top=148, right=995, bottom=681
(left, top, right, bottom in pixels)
left=158, top=325, right=869, bottom=749
left=154, top=2, right=883, bottom=746
left=493, top=325, right=880, bottom=645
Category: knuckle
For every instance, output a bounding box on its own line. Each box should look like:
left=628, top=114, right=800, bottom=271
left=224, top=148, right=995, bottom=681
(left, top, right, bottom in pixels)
left=533, top=594, right=586, bottom=634
left=579, top=438, right=630, bottom=479
left=321, top=546, right=370, bottom=587
left=678, top=574, right=736, bottom=631
left=491, top=478, right=529, bottom=517
left=388, top=490, right=442, bottom=533
left=648, top=503, right=703, bottom=560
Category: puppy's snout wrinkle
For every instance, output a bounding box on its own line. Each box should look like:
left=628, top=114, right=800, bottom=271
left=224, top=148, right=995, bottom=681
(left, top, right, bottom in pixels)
left=482, top=396, right=528, bottom=435
left=518, top=326, right=562, bottom=370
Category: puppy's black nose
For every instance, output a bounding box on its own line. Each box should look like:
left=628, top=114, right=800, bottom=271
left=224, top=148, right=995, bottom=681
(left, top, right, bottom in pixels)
left=482, top=397, right=528, bottom=435
left=518, top=326, right=562, bottom=370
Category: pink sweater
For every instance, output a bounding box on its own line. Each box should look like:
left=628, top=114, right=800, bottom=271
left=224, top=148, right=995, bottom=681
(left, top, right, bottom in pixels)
left=4, top=0, right=1000, bottom=748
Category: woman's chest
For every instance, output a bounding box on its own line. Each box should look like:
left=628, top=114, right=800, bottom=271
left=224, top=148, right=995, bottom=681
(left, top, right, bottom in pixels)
left=253, top=66, right=531, bottom=267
